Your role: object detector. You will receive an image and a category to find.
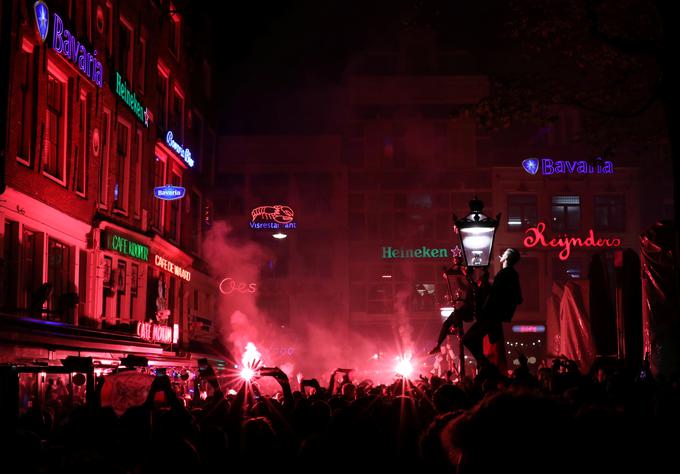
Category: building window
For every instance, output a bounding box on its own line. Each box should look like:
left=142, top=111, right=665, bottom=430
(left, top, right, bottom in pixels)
left=1, top=220, right=20, bottom=310
left=102, top=256, right=112, bottom=320
left=515, top=257, right=539, bottom=311
left=165, top=171, right=181, bottom=242
left=133, top=130, right=142, bottom=217
left=594, top=195, right=625, bottom=232
left=20, top=228, right=40, bottom=312
left=17, top=47, right=34, bottom=165
left=78, top=249, right=88, bottom=321
left=113, top=120, right=131, bottom=212
left=115, top=260, right=126, bottom=324
left=169, top=10, right=181, bottom=58
left=75, top=90, right=89, bottom=197
left=507, top=194, right=538, bottom=231
left=129, top=263, right=138, bottom=321
left=47, top=238, right=71, bottom=322
left=118, top=18, right=133, bottom=83
left=367, top=284, right=393, bottom=314
left=171, top=88, right=184, bottom=140
left=157, top=68, right=169, bottom=129
left=152, top=155, right=166, bottom=229
left=551, top=195, right=580, bottom=232
left=138, top=37, right=146, bottom=92
left=98, top=109, right=111, bottom=207
left=189, top=190, right=201, bottom=253
left=42, top=72, right=66, bottom=183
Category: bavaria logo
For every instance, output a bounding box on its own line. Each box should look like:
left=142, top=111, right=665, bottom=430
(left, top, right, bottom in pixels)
left=522, top=158, right=539, bottom=175
left=34, top=1, right=49, bottom=42
left=154, top=185, right=185, bottom=200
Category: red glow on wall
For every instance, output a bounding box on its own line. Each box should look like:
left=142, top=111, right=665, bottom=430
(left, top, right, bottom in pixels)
left=523, top=222, right=621, bottom=260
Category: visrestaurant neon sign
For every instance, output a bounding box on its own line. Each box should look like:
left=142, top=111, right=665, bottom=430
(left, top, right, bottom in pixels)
left=523, top=222, right=621, bottom=260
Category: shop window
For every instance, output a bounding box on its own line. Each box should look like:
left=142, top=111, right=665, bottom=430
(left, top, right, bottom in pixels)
left=21, top=228, right=41, bottom=313
left=115, top=260, right=126, bottom=324
left=47, top=238, right=72, bottom=322
left=78, top=250, right=88, bottom=321
left=130, top=263, right=139, bottom=321
left=1, top=220, right=19, bottom=309
left=551, top=195, right=580, bottom=232
left=508, top=194, right=538, bottom=231
left=594, top=195, right=625, bottom=232
left=101, top=256, right=112, bottom=320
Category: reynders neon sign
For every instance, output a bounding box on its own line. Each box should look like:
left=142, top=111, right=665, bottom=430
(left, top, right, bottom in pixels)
left=522, top=158, right=614, bottom=176
left=114, top=72, right=149, bottom=126
left=523, top=222, right=621, bottom=260
left=250, top=205, right=296, bottom=229
left=166, top=131, right=195, bottom=168
left=51, top=12, right=103, bottom=87
left=219, top=278, right=257, bottom=295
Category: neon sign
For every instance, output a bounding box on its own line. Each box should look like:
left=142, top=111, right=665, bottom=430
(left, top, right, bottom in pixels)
left=522, top=158, right=614, bottom=176
left=154, top=185, right=185, bottom=200
left=154, top=255, right=191, bottom=282
left=165, top=131, right=194, bottom=168
left=523, top=222, right=621, bottom=260
left=34, top=1, right=49, bottom=42
left=136, top=322, right=173, bottom=344
left=512, top=325, right=546, bottom=333
left=114, top=72, right=149, bottom=126
left=382, top=245, right=461, bottom=259
left=219, top=278, right=257, bottom=295
left=51, top=12, right=103, bottom=87
left=102, top=231, right=149, bottom=262
left=250, top=205, right=296, bottom=229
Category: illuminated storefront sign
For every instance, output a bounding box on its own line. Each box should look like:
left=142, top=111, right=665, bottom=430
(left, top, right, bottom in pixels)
left=102, top=231, right=149, bottom=262
left=522, top=158, right=614, bottom=176
left=154, top=185, right=185, bottom=200
left=250, top=205, right=296, bottom=229
left=523, top=222, right=621, bottom=260
left=512, top=325, right=546, bottom=333
left=154, top=255, right=191, bottom=282
left=50, top=11, right=104, bottom=87
left=136, top=321, right=173, bottom=344
left=382, top=245, right=462, bottom=259
left=219, top=278, right=257, bottom=295
left=114, top=71, right=149, bottom=126
left=165, top=131, right=195, bottom=167
left=34, top=1, right=49, bottom=42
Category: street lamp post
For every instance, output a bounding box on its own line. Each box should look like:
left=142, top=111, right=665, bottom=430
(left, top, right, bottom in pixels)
left=450, top=197, right=500, bottom=377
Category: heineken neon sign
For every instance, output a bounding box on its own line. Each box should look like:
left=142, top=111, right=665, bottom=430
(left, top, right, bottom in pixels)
left=382, top=245, right=462, bottom=259
left=114, top=72, right=149, bottom=126
left=522, top=158, right=614, bottom=176
left=166, top=131, right=195, bottom=168
left=50, top=12, right=103, bottom=87
left=102, top=231, right=149, bottom=262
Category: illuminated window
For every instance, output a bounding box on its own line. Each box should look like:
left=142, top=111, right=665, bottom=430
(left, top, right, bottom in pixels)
left=43, top=72, right=66, bottom=182
left=594, top=195, right=625, bottom=232
left=551, top=195, right=580, bottom=232
left=113, top=120, right=131, bottom=212
left=507, top=195, right=537, bottom=231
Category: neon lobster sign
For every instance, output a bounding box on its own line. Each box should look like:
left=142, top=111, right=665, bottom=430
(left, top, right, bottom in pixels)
left=523, top=222, right=621, bottom=260
left=250, top=205, right=296, bottom=229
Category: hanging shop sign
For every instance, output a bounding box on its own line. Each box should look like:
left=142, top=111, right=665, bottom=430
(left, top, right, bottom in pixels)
left=113, top=71, right=150, bottom=126
left=219, top=278, right=257, bottom=295
left=34, top=1, right=49, bottom=42
left=154, top=185, right=186, bottom=200
left=154, top=255, right=191, bottom=282
left=382, top=245, right=462, bottom=259
left=522, top=157, right=614, bottom=176
left=49, top=10, right=104, bottom=87
left=250, top=205, right=296, bottom=229
left=523, top=222, right=621, bottom=260
left=136, top=321, right=173, bottom=344
left=101, top=231, right=149, bottom=262
left=165, top=131, right=195, bottom=168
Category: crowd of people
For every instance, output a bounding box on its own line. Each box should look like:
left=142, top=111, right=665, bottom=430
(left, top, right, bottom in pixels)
left=6, top=354, right=680, bottom=473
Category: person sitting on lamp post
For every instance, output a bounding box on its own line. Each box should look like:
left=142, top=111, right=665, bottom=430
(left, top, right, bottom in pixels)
left=462, top=248, right=523, bottom=370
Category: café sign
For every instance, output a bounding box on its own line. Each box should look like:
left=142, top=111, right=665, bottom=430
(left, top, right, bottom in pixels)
left=154, top=255, right=191, bottom=282
left=102, top=231, right=149, bottom=262
left=136, top=321, right=173, bottom=344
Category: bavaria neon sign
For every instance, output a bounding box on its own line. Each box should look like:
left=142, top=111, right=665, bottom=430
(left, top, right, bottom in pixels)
left=154, top=185, right=185, bottom=200
left=522, top=158, right=614, bottom=176
left=166, top=131, right=194, bottom=168
left=51, top=12, right=103, bottom=87
left=34, top=1, right=49, bottom=42
left=250, top=205, right=296, bottom=229
left=114, top=72, right=149, bottom=126
left=382, top=245, right=462, bottom=259
left=523, top=222, right=621, bottom=260
left=219, top=278, right=257, bottom=295
left=154, top=255, right=191, bottom=282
